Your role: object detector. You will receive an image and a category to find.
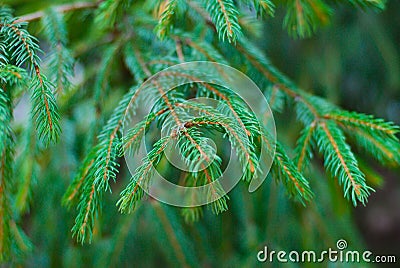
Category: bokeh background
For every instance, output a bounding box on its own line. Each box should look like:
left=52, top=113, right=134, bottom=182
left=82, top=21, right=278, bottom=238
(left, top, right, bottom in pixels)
left=4, top=0, right=400, bottom=267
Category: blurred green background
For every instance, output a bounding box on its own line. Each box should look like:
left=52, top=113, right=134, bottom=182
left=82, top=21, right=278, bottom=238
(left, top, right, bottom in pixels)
left=4, top=0, right=400, bottom=267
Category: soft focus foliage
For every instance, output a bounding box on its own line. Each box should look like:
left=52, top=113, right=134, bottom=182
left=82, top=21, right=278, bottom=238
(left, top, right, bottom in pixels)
left=0, top=0, right=398, bottom=266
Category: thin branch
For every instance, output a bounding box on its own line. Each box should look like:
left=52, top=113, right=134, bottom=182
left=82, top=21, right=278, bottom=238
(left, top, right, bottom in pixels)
left=320, top=121, right=362, bottom=196
left=174, top=38, right=185, bottom=62
left=296, top=121, right=316, bottom=171
left=79, top=183, right=96, bottom=237
left=15, top=1, right=99, bottom=23
left=235, top=43, right=321, bottom=119
left=65, top=159, right=95, bottom=203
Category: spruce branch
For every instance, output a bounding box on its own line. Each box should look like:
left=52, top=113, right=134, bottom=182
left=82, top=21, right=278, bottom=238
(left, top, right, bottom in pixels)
left=95, top=0, right=129, bottom=30
left=14, top=122, right=39, bottom=214
left=265, top=85, right=285, bottom=112
left=67, top=85, right=142, bottom=240
left=180, top=104, right=257, bottom=178
left=270, top=140, right=314, bottom=204
left=94, top=44, right=120, bottom=102
left=123, top=43, right=149, bottom=83
left=155, top=0, right=180, bottom=39
left=324, top=110, right=399, bottom=164
left=235, top=40, right=322, bottom=119
left=205, top=0, right=242, bottom=42
left=338, top=123, right=400, bottom=165
left=29, top=0, right=396, bottom=245
left=324, top=110, right=399, bottom=137
left=177, top=34, right=228, bottom=63
left=0, top=65, right=27, bottom=85
left=93, top=85, right=140, bottom=191
left=284, top=0, right=332, bottom=38
left=42, top=9, right=74, bottom=94
left=232, top=38, right=391, bottom=206
left=30, top=75, right=61, bottom=143
left=0, top=16, right=61, bottom=144
left=118, top=137, right=170, bottom=214
left=294, top=121, right=317, bottom=172
left=316, top=121, right=373, bottom=206
left=71, top=176, right=101, bottom=243
left=62, top=148, right=96, bottom=208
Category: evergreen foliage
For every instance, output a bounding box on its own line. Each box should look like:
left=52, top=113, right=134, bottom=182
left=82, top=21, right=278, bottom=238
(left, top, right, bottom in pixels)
left=0, top=0, right=398, bottom=264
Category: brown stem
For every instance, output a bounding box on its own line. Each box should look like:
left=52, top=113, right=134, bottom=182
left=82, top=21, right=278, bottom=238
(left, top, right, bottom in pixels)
left=15, top=1, right=100, bottom=23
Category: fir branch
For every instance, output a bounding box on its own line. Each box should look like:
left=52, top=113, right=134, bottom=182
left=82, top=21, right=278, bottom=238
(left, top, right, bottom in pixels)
left=118, top=137, right=170, bottom=213
left=92, top=86, right=141, bottom=191
left=71, top=176, right=102, bottom=243
left=14, top=122, right=38, bottom=214
left=205, top=0, right=242, bottom=43
left=69, top=83, right=144, bottom=241
left=178, top=34, right=228, bottom=63
left=0, top=65, right=27, bottom=85
left=123, top=43, right=148, bottom=83
left=94, top=44, right=121, bottom=102
left=30, top=75, right=61, bottom=143
left=62, top=148, right=96, bottom=208
left=0, top=18, right=61, bottom=143
left=186, top=107, right=257, bottom=177
left=283, top=0, right=332, bottom=38
left=235, top=40, right=322, bottom=119
left=42, top=9, right=74, bottom=94
left=155, top=0, right=179, bottom=39
left=324, top=110, right=399, bottom=137
left=339, top=123, right=400, bottom=165
left=95, top=0, right=129, bottom=30
left=271, top=141, right=313, bottom=204
left=316, top=121, right=373, bottom=206
left=295, top=121, right=317, bottom=172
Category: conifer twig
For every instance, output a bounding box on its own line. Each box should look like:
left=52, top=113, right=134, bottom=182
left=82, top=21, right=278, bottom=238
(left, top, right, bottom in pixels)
left=15, top=1, right=100, bottom=23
